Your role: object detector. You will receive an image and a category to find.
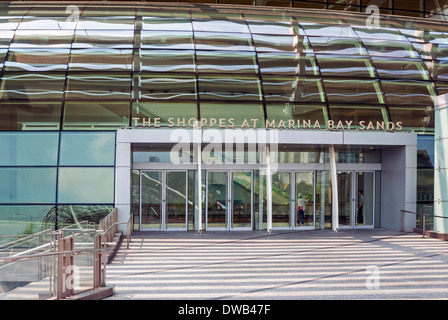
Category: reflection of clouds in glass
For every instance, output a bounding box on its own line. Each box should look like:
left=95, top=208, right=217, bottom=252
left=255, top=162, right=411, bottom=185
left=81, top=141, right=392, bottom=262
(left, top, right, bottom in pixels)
left=60, top=132, right=115, bottom=165
left=88, top=134, right=115, bottom=165
left=58, top=168, right=114, bottom=203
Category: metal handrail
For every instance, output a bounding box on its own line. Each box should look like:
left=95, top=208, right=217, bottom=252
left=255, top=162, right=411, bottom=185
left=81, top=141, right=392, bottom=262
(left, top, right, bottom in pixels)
left=400, top=208, right=448, bottom=238
left=0, top=232, right=113, bottom=300
left=98, top=208, right=133, bottom=249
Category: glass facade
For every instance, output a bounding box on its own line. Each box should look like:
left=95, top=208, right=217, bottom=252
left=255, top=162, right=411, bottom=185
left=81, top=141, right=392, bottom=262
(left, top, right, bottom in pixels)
left=0, top=2, right=440, bottom=234
left=0, top=131, right=116, bottom=235
left=0, top=2, right=443, bottom=133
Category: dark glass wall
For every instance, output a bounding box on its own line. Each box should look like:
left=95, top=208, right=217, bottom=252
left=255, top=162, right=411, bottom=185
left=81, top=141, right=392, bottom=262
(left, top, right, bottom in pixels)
left=0, top=131, right=115, bottom=235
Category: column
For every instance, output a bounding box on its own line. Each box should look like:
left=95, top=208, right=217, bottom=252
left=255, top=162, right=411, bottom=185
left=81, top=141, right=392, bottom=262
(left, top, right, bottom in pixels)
left=434, top=94, right=448, bottom=234
left=329, top=146, right=339, bottom=232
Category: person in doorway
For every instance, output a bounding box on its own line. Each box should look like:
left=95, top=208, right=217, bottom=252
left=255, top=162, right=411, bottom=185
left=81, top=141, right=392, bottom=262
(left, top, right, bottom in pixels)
left=297, top=193, right=307, bottom=226
left=357, top=190, right=364, bottom=224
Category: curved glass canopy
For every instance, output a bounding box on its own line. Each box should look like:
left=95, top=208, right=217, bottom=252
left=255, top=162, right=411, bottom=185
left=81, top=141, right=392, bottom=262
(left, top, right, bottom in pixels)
left=0, top=2, right=445, bottom=132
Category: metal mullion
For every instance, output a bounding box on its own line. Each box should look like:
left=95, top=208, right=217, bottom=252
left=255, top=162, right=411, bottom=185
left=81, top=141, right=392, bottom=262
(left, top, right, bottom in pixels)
left=189, top=8, right=201, bottom=122
left=131, top=4, right=140, bottom=127
left=239, top=11, right=268, bottom=125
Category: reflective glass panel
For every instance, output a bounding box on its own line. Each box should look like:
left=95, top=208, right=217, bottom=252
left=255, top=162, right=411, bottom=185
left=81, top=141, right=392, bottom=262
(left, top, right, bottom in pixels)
left=195, top=31, right=254, bottom=51
left=207, top=171, right=228, bottom=229
left=352, top=26, right=407, bottom=41
left=272, top=171, right=290, bottom=227
left=413, top=43, right=448, bottom=60
left=266, top=104, right=327, bottom=128
left=142, top=17, right=191, bottom=31
left=389, top=107, right=434, bottom=131
left=301, top=23, right=356, bottom=37
left=0, top=132, right=59, bottom=166
left=363, top=39, right=420, bottom=58
left=10, top=30, right=73, bottom=48
left=0, top=18, right=20, bottom=31
left=132, top=102, right=198, bottom=127
left=76, top=17, right=135, bottom=30
left=0, top=73, right=65, bottom=100
left=198, top=75, right=262, bottom=101
left=63, top=101, right=130, bottom=130
left=136, top=74, right=196, bottom=100
left=58, top=167, right=114, bottom=203
left=141, top=170, right=162, bottom=229
left=196, top=50, right=258, bottom=74
left=309, top=37, right=367, bottom=55
left=4, top=49, right=69, bottom=71
left=193, top=19, right=249, bottom=33
left=337, top=171, right=352, bottom=226
left=356, top=172, right=374, bottom=226
left=56, top=204, right=113, bottom=228
left=59, top=132, right=115, bottom=166
left=258, top=52, right=319, bottom=76
left=65, top=73, right=131, bottom=100
left=141, top=31, right=193, bottom=50
left=251, top=34, right=307, bottom=52
left=0, top=30, right=14, bottom=48
left=191, top=8, right=242, bottom=20
left=0, top=102, right=62, bottom=130
left=166, top=171, right=187, bottom=229
left=373, top=58, right=430, bottom=80
left=0, top=205, right=55, bottom=238
left=295, top=171, right=314, bottom=227
left=329, top=106, right=387, bottom=128
left=316, top=171, right=331, bottom=229
left=381, top=80, right=436, bottom=106
left=17, top=17, right=77, bottom=30
left=0, top=48, right=5, bottom=68
left=81, top=6, right=136, bottom=16
left=0, top=168, right=57, bottom=203
left=73, top=30, right=134, bottom=48
left=316, top=55, right=375, bottom=78
left=247, top=20, right=295, bottom=35
left=263, top=76, right=325, bottom=102
left=425, top=60, right=448, bottom=81
left=231, top=171, right=252, bottom=228
left=69, top=49, right=133, bottom=71
left=323, top=78, right=384, bottom=104
left=200, top=103, right=264, bottom=128
left=139, top=50, right=195, bottom=73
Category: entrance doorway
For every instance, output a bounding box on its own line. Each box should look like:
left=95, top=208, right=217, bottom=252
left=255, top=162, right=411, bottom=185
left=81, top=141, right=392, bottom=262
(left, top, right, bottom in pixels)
left=337, top=171, right=375, bottom=228
left=140, top=170, right=188, bottom=231
left=206, top=170, right=253, bottom=230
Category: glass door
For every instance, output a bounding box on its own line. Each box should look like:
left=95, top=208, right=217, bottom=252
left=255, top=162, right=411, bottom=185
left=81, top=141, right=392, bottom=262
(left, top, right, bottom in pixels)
left=272, top=172, right=291, bottom=228
left=206, top=171, right=228, bottom=230
left=165, top=171, right=188, bottom=230
left=337, top=172, right=352, bottom=227
left=140, top=170, right=162, bottom=230
left=231, top=171, right=252, bottom=229
left=295, top=171, right=315, bottom=228
left=355, top=171, right=374, bottom=228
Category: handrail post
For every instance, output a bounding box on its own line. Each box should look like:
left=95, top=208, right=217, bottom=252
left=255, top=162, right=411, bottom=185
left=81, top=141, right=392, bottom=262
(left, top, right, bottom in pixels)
left=400, top=210, right=404, bottom=232
left=422, top=208, right=426, bottom=238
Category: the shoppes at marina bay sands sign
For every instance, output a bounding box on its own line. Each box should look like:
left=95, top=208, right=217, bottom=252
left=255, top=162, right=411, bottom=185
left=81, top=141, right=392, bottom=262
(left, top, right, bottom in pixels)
left=131, top=117, right=403, bottom=131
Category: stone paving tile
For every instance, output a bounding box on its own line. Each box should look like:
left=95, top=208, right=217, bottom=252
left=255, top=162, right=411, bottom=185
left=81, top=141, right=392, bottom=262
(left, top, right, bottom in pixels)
left=105, top=229, right=448, bottom=300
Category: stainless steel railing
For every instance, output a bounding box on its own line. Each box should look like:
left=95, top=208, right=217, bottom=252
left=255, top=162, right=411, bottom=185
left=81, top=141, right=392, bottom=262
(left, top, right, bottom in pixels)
left=400, top=207, right=448, bottom=238
left=0, top=207, right=132, bottom=300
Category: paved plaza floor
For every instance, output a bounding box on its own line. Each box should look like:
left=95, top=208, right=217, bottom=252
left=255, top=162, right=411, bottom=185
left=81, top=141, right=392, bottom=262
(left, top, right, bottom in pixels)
left=105, top=229, right=448, bottom=300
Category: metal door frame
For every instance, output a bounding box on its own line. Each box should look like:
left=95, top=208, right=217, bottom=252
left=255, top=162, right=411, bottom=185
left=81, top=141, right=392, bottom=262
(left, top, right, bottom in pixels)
left=139, top=169, right=188, bottom=231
